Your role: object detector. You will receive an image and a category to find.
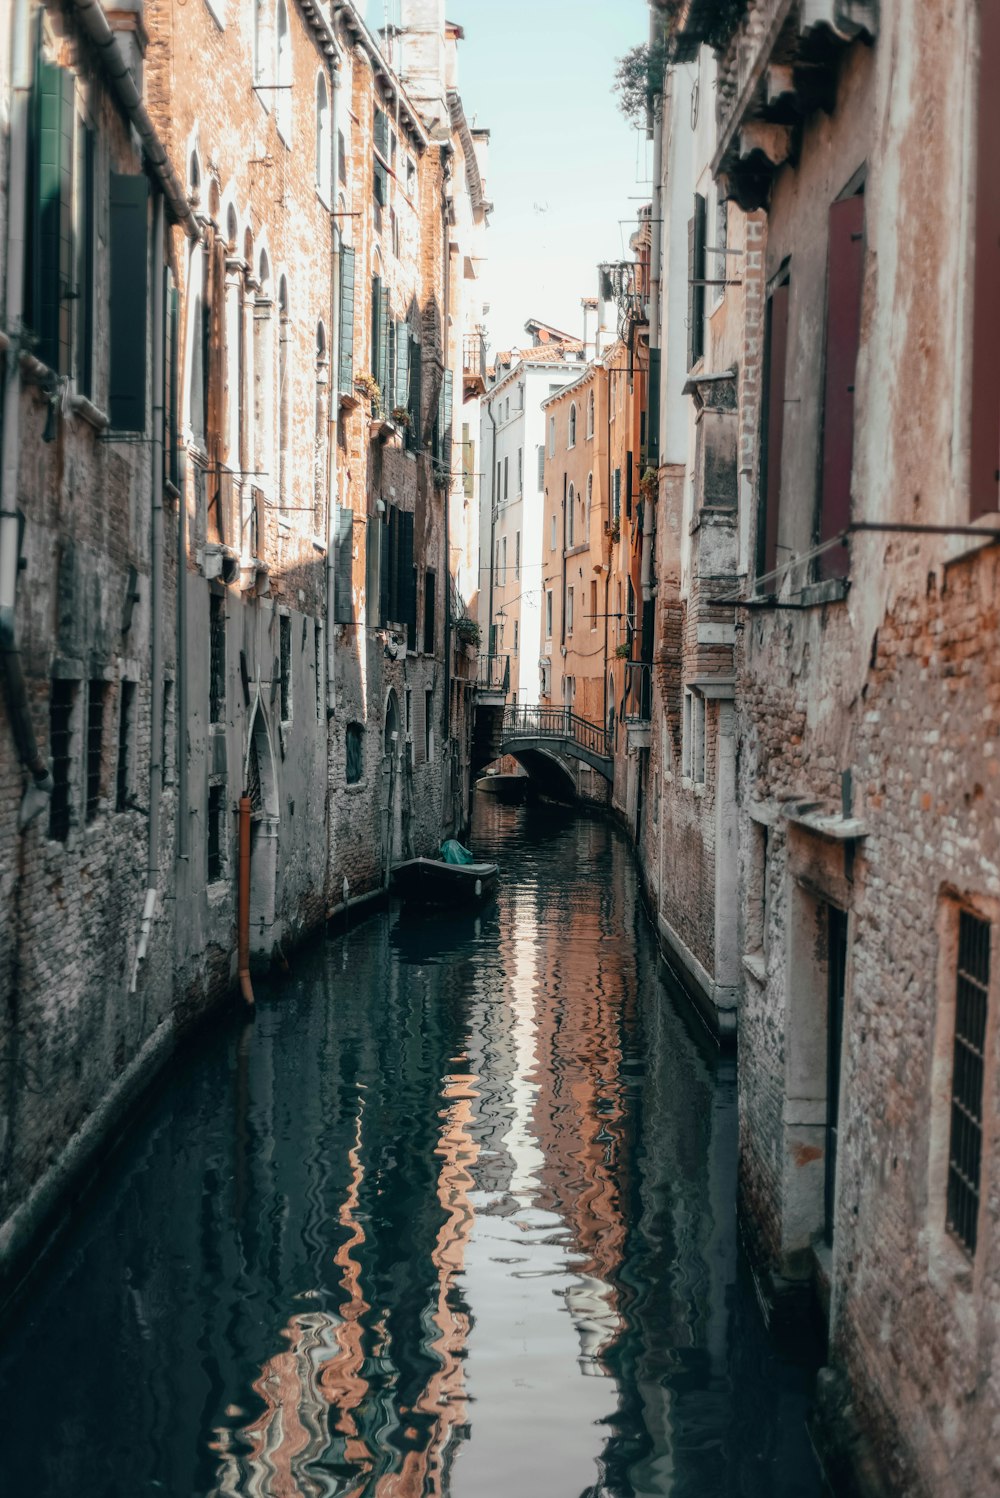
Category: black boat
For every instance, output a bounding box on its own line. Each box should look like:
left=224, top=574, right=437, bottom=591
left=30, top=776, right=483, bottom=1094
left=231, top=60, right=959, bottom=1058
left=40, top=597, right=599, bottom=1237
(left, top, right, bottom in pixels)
left=392, top=854, right=499, bottom=906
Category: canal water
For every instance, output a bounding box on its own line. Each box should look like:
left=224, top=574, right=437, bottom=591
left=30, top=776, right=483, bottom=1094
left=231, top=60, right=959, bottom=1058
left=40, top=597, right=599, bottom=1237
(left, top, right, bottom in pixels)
left=0, top=798, right=825, bottom=1497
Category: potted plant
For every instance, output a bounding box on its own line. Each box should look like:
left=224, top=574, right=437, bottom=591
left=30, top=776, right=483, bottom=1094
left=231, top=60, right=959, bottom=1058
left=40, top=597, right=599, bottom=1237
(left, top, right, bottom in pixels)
left=391, top=405, right=412, bottom=430
left=639, top=467, right=657, bottom=502
left=614, top=642, right=630, bottom=660
left=608, top=520, right=621, bottom=545
left=354, top=371, right=382, bottom=416
left=454, top=616, right=481, bottom=650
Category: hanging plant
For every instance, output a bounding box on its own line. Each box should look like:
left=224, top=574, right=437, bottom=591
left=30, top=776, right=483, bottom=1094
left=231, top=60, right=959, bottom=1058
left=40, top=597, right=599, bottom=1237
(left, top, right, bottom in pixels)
left=391, top=405, right=412, bottom=429
left=640, top=468, right=658, bottom=501
left=354, top=371, right=382, bottom=414
left=454, top=616, right=480, bottom=648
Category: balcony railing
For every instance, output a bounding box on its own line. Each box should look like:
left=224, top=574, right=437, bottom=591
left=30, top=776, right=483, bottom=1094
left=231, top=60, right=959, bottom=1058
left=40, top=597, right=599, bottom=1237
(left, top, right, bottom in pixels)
left=502, top=705, right=610, bottom=760
left=462, top=332, right=487, bottom=393
left=623, top=661, right=652, bottom=724
left=477, top=653, right=510, bottom=694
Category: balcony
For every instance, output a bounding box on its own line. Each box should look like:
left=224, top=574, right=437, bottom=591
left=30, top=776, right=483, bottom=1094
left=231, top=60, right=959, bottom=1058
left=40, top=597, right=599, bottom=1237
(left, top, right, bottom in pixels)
left=684, top=0, right=877, bottom=210
left=462, top=333, right=487, bottom=398
left=477, top=652, right=510, bottom=704
left=623, top=661, right=653, bottom=749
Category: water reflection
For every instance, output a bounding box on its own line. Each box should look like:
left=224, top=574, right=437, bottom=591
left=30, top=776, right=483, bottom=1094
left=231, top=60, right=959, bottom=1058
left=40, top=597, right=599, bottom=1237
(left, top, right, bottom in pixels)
left=0, top=802, right=823, bottom=1497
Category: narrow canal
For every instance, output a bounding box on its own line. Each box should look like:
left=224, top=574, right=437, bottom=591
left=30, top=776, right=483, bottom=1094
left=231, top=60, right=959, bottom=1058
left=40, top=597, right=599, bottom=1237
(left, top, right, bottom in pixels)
left=0, top=799, right=825, bottom=1497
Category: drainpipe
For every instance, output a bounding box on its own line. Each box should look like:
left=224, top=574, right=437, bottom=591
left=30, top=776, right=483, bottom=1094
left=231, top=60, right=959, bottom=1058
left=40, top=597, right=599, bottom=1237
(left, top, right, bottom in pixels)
left=237, top=795, right=254, bottom=1006
left=0, top=1, right=53, bottom=830
left=325, top=42, right=343, bottom=716
left=486, top=397, right=497, bottom=656
left=441, top=153, right=453, bottom=744
left=130, top=191, right=166, bottom=989
left=642, top=1, right=665, bottom=607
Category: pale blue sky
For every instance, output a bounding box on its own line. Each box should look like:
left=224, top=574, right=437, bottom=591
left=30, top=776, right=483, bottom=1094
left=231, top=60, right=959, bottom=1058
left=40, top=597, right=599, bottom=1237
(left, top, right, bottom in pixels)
left=365, top=0, right=651, bottom=357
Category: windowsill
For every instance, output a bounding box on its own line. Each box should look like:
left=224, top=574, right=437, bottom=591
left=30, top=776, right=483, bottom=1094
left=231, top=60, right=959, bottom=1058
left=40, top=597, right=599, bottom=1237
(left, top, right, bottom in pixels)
left=565, top=543, right=589, bottom=558
left=343, top=780, right=369, bottom=795
left=689, top=505, right=737, bottom=535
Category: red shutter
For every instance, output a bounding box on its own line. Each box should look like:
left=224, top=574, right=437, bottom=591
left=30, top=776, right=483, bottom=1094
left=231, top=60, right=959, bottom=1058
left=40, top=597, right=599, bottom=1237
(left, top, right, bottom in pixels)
left=759, top=282, right=789, bottom=582
left=971, top=1, right=1000, bottom=518
left=818, top=193, right=865, bottom=579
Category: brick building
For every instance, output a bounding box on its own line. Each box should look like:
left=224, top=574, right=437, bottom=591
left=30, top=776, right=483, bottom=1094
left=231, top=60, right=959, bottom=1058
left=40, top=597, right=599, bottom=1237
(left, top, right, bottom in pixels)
left=0, top=0, right=488, bottom=1306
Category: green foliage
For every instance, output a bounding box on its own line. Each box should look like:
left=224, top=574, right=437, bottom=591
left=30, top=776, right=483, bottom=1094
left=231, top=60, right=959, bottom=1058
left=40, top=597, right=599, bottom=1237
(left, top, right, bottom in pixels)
left=612, top=38, right=668, bottom=125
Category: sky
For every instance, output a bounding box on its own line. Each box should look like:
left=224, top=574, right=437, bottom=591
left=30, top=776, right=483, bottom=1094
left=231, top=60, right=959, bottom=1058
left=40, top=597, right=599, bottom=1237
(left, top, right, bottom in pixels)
left=365, top=0, right=652, bottom=359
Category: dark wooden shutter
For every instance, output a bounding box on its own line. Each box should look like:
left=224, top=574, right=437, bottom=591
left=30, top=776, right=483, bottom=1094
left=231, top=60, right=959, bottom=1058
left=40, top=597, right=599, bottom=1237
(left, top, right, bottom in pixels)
left=400, top=510, right=416, bottom=648
left=78, top=123, right=95, bottom=395
left=423, top=568, right=436, bottom=654
left=408, top=335, right=422, bottom=449
left=818, top=194, right=864, bottom=578
left=379, top=513, right=390, bottom=626
left=687, top=193, right=706, bottom=371
left=338, top=245, right=355, bottom=394
left=33, top=60, right=74, bottom=372
left=971, top=1, right=1000, bottom=518
left=165, top=272, right=180, bottom=486
left=109, top=173, right=149, bottom=431
left=334, top=505, right=353, bottom=623
left=758, top=281, right=790, bottom=582
left=626, top=450, right=633, bottom=518
left=646, top=347, right=660, bottom=467
left=370, top=273, right=381, bottom=389
left=374, top=107, right=389, bottom=157
left=378, top=283, right=390, bottom=404
left=366, top=514, right=381, bottom=624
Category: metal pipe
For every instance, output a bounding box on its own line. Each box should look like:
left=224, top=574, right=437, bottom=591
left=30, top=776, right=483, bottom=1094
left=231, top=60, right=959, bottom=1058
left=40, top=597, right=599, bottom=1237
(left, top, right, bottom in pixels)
left=130, top=191, right=166, bottom=989
left=441, top=157, right=453, bottom=744
left=70, top=0, right=198, bottom=239
left=0, top=0, right=53, bottom=831
left=325, top=41, right=343, bottom=715
left=486, top=398, right=498, bottom=653
left=237, top=795, right=255, bottom=1006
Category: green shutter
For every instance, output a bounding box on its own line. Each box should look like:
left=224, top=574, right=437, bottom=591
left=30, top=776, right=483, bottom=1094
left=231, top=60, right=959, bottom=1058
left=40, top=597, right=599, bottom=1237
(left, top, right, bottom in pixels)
left=374, top=107, right=389, bottom=157
left=437, top=368, right=453, bottom=474
left=33, top=60, right=74, bottom=372
left=408, top=335, right=422, bottom=450
left=370, top=274, right=381, bottom=396
left=366, top=515, right=381, bottom=626
left=379, top=511, right=391, bottom=626
left=109, top=173, right=149, bottom=431
left=378, top=283, right=390, bottom=405
left=395, top=321, right=409, bottom=413
left=334, top=506, right=353, bottom=624
left=338, top=246, right=355, bottom=395
left=400, top=510, right=416, bottom=648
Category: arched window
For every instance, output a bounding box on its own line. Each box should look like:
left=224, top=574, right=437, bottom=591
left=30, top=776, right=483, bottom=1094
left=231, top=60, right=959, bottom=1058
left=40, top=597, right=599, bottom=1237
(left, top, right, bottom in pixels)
left=316, top=72, right=331, bottom=200
left=254, top=251, right=274, bottom=531
left=587, top=388, right=594, bottom=438
left=568, top=402, right=577, bottom=448
left=278, top=275, right=290, bottom=509
left=586, top=472, right=593, bottom=530
left=188, top=151, right=201, bottom=205
left=276, top=0, right=291, bottom=141
left=567, top=482, right=575, bottom=547
left=226, top=203, right=238, bottom=249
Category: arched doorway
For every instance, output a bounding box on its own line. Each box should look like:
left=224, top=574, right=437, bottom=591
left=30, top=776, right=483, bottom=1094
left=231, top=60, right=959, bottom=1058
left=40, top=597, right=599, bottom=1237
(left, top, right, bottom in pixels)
left=245, top=702, right=280, bottom=960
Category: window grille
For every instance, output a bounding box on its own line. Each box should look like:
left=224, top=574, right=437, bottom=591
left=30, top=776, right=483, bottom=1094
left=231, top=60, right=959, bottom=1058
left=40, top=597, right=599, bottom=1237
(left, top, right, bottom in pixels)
left=947, top=911, right=990, bottom=1254
left=279, top=614, right=292, bottom=722
left=48, top=679, right=76, bottom=842
left=207, top=783, right=224, bottom=882
left=209, top=594, right=226, bottom=723
left=86, top=681, right=105, bottom=822
left=116, top=681, right=135, bottom=812
left=346, top=722, right=364, bottom=784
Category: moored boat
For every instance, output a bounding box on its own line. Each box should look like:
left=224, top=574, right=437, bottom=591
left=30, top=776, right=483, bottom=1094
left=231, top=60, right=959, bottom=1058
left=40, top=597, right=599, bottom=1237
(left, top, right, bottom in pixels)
left=391, top=854, right=499, bottom=906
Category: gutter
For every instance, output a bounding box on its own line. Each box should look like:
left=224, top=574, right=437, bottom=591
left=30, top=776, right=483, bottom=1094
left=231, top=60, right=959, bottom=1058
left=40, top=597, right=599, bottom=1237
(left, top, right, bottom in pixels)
left=0, top=0, right=52, bottom=830
left=71, top=0, right=199, bottom=239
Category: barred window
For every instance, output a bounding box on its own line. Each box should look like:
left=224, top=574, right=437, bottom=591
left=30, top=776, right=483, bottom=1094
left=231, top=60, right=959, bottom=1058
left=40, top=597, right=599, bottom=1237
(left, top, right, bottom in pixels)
left=209, top=593, right=226, bottom=724
left=48, top=679, right=76, bottom=842
left=947, top=911, right=990, bottom=1255
left=86, top=681, right=106, bottom=822
left=279, top=614, right=292, bottom=723
left=207, top=783, right=225, bottom=882
left=116, top=681, right=135, bottom=812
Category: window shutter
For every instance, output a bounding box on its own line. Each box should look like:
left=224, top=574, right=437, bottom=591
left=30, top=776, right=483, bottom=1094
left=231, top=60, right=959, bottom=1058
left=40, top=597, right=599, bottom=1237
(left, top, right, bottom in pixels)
left=971, top=2, right=1000, bottom=517
left=408, top=335, right=422, bottom=449
left=109, top=173, right=149, bottom=432
left=400, top=510, right=416, bottom=648
left=370, top=273, right=381, bottom=388
left=78, top=123, right=95, bottom=395
left=687, top=193, right=706, bottom=370
left=758, top=282, right=790, bottom=582
left=379, top=513, right=390, bottom=627
left=395, top=321, right=409, bottom=412
left=646, top=348, right=660, bottom=468
left=374, top=107, right=389, bottom=157
left=165, top=273, right=180, bottom=486
left=386, top=504, right=400, bottom=622
left=32, top=60, right=74, bottom=372
left=338, top=245, right=355, bottom=395
left=537, top=444, right=545, bottom=488
left=818, top=193, right=864, bottom=579
left=334, top=505, right=353, bottom=623
left=423, top=568, right=436, bottom=654
left=378, top=283, right=390, bottom=404
left=366, top=514, right=381, bottom=625
left=438, top=367, right=454, bottom=473
left=626, top=450, right=633, bottom=519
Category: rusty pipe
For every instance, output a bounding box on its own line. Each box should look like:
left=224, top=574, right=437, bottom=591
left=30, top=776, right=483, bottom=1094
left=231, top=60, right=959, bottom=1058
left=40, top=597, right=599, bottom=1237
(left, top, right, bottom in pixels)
left=237, top=796, right=255, bottom=1007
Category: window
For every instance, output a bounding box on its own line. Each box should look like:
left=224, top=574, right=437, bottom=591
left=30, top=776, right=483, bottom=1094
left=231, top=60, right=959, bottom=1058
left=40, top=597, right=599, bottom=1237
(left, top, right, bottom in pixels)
left=86, top=680, right=105, bottom=822
left=566, top=587, right=574, bottom=635
left=116, top=681, right=135, bottom=812
left=346, top=722, right=364, bottom=783
left=514, top=531, right=520, bottom=580
left=947, top=911, right=990, bottom=1255
left=424, top=688, right=434, bottom=761
left=682, top=689, right=706, bottom=783
left=278, top=275, right=291, bottom=508
left=503, top=454, right=509, bottom=500
left=337, top=245, right=356, bottom=395
left=586, top=388, right=594, bottom=438
left=586, top=472, right=593, bottom=530
left=589, top=579, right=597, bottom=628
left=613, top=467, right=621, bottom=524
left=207, top=783, right=225, bottom=881
left=501, top=536, right=507, bottom=584
left=517, top=447, right=523, bottom=495
left=316, top=73, right=331, bottom=200
left=687, top=191, right=707, bottom=368
left=209, top=593, right=226, bottom=723
left=713, top=187, right=728, bottom=305
left=545, top=590, right=553, bottom=638
left=48, top=678, right=76, bottom=841
left=505, top=397, right=510, bottom=421
left=537, top=445, right=545, bottom=489
left=568, top=402, right=577, bottom=448
left=817, top=191, right=864, bottom=580
left=567, top=484, right=575, bottom=547
left=550, top=514, right=557, bottom=551
left=549, top=415, right=556, bottom=457
left=513, top=619, right=519, bottom=653
left=423, top=569, right=436, bottom=653
left=109, top=173, right=149, bottom=431
left=275, top=0, right=292, bottom=142
left=338, top=128, right=348, bottom=185
left=758, top=274, right=790, bottom=585
left=279, top=613, right=292, bottom=722
left=333, top=505, right=353, bottom=624
left=496, top=460, right=502, bottom=502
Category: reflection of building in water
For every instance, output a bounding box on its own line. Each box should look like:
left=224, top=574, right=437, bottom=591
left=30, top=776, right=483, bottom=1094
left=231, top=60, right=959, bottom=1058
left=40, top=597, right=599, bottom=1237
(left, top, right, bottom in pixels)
left=210, top=995, right=479, bottom=1497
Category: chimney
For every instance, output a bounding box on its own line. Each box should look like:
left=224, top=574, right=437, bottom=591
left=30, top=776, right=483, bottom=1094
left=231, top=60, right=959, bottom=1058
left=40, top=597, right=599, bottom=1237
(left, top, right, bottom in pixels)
left=581, top=297, right=598, bottom=362
left=398, top=0, right=448, bottom=126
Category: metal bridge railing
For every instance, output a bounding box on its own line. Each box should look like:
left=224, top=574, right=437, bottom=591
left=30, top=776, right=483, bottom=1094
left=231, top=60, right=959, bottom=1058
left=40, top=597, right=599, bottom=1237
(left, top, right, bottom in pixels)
left=502, top=704, right=610, bottom=759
